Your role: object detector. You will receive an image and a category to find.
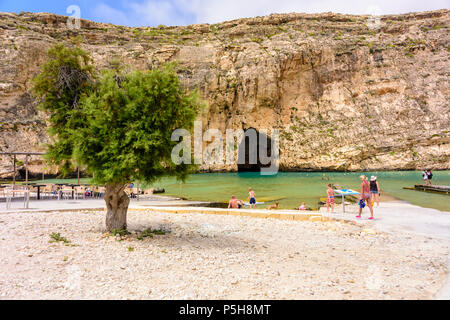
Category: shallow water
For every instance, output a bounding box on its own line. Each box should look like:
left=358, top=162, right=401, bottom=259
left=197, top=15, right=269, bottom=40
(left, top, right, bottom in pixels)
left=148, top=171, right=450, bottom=211
left=32, top=171, right=449, bottom=211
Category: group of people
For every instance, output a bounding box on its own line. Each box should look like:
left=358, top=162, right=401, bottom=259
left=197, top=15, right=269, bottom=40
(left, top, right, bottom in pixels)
left=227, top=188, right=256, bottom=209
left=226, top=170, right=436, bottom=219
left=229, top=175, right=384, bottom=216
left=422, top=169, right=433, bottom=185
left=326, top=175, right=381, bottom=220
left=356, top=175, right=380, bottom=220
left=228, top=187, right=308, bottom=211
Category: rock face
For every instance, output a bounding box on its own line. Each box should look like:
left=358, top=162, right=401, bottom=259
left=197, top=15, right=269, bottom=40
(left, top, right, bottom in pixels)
left=0, top=10, right=449, bottom=176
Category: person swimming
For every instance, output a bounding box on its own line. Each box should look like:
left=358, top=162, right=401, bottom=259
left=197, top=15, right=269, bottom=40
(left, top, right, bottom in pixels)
left=248, top=187, right=256, bottom=209
left=228, top=195, right=244, bottom=209
left=326, top=184, right=334, bottom=213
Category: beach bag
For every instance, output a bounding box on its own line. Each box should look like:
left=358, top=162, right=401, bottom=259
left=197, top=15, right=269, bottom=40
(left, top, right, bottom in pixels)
left=359, top=199, right=366, bottom=208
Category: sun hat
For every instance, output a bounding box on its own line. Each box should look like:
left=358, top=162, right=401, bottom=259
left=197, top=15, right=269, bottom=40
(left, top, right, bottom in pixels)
left=370, top=176, right=377, bottom=181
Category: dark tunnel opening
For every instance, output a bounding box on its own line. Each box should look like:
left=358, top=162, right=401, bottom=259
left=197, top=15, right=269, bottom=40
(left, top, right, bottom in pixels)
left=237, top=128, right=273, bottom=172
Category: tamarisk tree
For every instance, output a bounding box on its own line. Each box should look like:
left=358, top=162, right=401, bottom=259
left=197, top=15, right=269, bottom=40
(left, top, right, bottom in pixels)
left=33, top=44, right=201, bottom=231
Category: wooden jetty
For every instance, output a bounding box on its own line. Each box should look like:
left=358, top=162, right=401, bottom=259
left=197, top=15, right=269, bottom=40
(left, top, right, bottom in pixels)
left=403, top=184, right=450, bottom=195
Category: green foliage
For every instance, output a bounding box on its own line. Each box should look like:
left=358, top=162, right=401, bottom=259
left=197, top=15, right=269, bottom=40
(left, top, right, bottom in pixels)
left=111, top=228, right=129, bottom=237
left=137, top=228, right=166, bottom=240
left=49, top=232, right=70, bottom=244
left=33, top=44, right=202, bottom=188
left=32, top=44, right=96, bottom=176
left=73, top=65, right=202, bottom=185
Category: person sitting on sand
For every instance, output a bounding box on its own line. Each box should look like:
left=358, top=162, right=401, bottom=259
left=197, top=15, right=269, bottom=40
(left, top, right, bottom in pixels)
left=228, top=195, right=244, bottom=209
left=299, top=202, right=307, bottom=211
left=370, top=176, right=381, bottom=207
left=268, top=202, right=279, bottom=210
left=248, top=187, right=256, bottom=209
left=326, top=184, right=335, bottom=213
left=357, top=175, right=374, bottom=220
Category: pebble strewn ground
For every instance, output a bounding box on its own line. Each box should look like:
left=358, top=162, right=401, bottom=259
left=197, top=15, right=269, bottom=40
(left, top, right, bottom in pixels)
left=0, top=210, right=448, bottom=299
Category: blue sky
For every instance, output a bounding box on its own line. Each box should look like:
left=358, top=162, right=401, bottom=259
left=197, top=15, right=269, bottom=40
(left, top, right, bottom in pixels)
left=0, top=0, right=448, bottom=27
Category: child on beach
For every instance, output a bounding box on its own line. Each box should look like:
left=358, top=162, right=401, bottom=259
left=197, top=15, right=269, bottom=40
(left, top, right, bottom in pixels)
left=248, top=188, right=256, bottom=209
left=228, top=195, right=244, bottom=209
left=299, top=202, right=307, bottom=211
left=357, top=175, right=374, bottom=220
left=326, top=184, right=334, bottom=213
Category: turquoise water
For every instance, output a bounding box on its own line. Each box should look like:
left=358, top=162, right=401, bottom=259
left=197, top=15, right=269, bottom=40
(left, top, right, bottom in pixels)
left=31, top=171, right=450, bottom=211
left=145, top=171, right=450, bottom=211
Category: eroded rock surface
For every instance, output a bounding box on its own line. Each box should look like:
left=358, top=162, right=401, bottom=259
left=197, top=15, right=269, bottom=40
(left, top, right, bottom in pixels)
left=0, top=10, right=449, bottom=176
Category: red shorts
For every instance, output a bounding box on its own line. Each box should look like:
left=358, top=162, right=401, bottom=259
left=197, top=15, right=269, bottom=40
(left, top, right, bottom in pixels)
left=327, top=197, right=334, bottom=205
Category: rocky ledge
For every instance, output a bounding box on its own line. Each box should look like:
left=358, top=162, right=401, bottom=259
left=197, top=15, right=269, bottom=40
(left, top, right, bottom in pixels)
left=0, top=10, right=449, bottom=177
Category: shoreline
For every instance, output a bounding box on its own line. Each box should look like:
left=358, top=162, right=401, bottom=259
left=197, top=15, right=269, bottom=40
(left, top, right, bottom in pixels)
left=2, top=168, right=450, bottom=182
left=0, top=200, right=449, bottom=299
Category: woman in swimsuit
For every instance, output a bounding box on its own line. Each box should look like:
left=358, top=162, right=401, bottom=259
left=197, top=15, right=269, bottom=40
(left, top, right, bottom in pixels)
left=357, top=175, right=374, bottom=220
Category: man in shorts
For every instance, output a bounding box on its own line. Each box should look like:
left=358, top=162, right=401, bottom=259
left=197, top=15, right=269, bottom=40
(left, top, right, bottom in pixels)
left=228, top=195, right=244, bottom=209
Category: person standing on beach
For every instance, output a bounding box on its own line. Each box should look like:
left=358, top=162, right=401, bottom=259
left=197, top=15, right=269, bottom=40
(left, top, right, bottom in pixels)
left=427, top=170, right=433, bottom=186
left=370, top=176, right=381, bottom=207
left=248, top=188, right=256, bottom=209
left=357, top=175, right=374, bottom=220
left=326, top=184, right=335, bottom=213
left=422, top=170, right=428, bottom=185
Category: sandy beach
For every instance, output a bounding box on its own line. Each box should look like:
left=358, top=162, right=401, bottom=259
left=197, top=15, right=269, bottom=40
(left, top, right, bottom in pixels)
left=0, top=201, right=449, bottom=300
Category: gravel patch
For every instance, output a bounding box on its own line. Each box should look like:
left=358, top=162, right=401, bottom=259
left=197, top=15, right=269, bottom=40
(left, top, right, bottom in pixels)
left=0, top=209, right=448, bottom=299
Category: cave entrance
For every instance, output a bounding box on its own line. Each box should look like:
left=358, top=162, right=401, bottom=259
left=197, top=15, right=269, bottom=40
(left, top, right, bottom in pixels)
left=237, top=128, right=273, bottom=172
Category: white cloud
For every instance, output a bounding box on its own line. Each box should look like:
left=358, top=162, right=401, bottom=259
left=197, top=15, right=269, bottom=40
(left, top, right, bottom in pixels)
left=129, top=0, right=180, bottom=26
left=93, top=3, right=132, bottom=26
left=92, top=0, right=448, bottom=27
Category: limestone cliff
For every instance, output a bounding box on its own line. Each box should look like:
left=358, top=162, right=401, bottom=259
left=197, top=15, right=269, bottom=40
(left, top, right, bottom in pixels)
left=0, top=10, right=449, bottom=176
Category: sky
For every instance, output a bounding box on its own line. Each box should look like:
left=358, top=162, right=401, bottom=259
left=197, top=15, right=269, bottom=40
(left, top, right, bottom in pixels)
left=0, top=0, right=448, bottom=27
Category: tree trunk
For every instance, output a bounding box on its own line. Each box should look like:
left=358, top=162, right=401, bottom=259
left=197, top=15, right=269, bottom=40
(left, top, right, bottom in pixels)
left=105, top=183, right=130, bottom=231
